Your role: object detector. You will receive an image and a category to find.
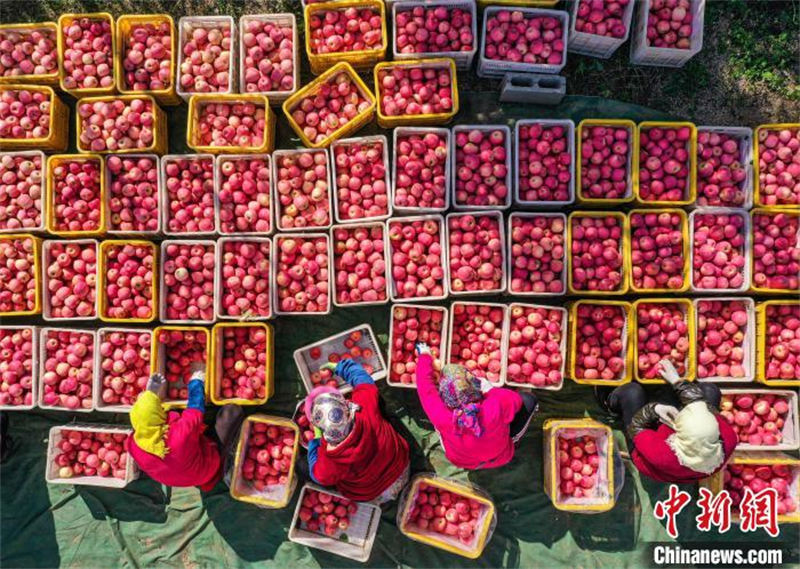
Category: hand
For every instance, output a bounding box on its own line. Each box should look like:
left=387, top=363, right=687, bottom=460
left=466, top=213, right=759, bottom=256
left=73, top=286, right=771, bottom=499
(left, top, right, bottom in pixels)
left=146, top=373, right=167, bottom=399
left=320, top=362, right=337, bottom=374
left=313, top=426, right=323, bottom=439
left=658, top=359, right=681, bottom=385
left=478, top=376, right=494, bottom=394
left=189, top=361, right=206, bottom=383
left=415, top=342, right=431, bottom=356
left=654, top=404, right=679, bottom=426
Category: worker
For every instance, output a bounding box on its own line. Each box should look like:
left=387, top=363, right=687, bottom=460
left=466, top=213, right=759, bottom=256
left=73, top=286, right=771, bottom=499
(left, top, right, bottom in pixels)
left=597, top=359, right=737, bottom=483
left=305, top=358, right=410, bottom=503
left=414, top=342, right=538, bottom=470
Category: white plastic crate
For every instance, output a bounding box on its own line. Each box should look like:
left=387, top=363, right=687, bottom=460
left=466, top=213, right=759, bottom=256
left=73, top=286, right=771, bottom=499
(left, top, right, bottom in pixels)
left=451, top=124, right=512, bottom=211
left=0, top=325, right=38, bottom=411
left=37, top=327, right=97, bottom=413
left=695, top=126, right=753, bottom=209
left=41, top=239, right=100, bottom=322
left=272, top=148, right=333, bottom=232
left=514, top=118, right=576, bottom=207
left=720, top=389, right=799, bottom=452
left=289, top=483, right=382, bottom=563
left=45, top=424, right=138, bottom=487
left=504, top=303, right=567, bottom=391
left=478, top=7, right=570, bottom=77
left=215, top=154, right=274, bottom=236
left=568, top=0, right=635, bottom=59
left=391, top=0, right=478, bottom=69
left=447, top=301, right=509, bottom=386
left=238, top=14, right=299, bottom=104
left=386, top=303, right=449, bottom=388
left=331, top=135, right=393, bottom=224
left=293, top=324, right=387, bottom=394
left=629, top=0, right=705, bottom=68
left=160, top=154, right=218, bottom=237
left=176, top=16, right=237, bottom=101
left=688, top=207, right=751, bottom=294
left=693, top=297, right=755, bottom=383
left=385, top=214, right=449, bottom=302
left=445, top=210, right=507, bottom=295
left=215, top=236, right=273, bottom=321
left=159, top=239, right=218, bottom=325
left=330, top=222, right=391, bottom=308
left=506, top=212, right=568, bottom=296
left=93, top=327, right=152, bottom=413
left=392, top=127, right=452, bottom=214
left=0, top=150, right=46, bottom=234
left=105, top=153, right=162, bottom=237
left=271, top=232, right=332, bottom=317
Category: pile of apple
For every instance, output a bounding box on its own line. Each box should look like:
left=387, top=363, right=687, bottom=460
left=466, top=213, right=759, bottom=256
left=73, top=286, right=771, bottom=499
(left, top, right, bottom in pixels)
left=507, top=305, right=564, bottom=388
left=0, top=327, right=35, bottom=407
left=629, top=211, right=685, bottom=290
left=574, top=0, right=630, bottom=38
left=0, top=26, right=58, bottom=78
left=0, top=152, right=43, bottom=231
left=50, top=157, right=103, bottom=234
left=219, top=239, right=271, bottom=319
left=387, top=217, right=446, bottom=299
left=274, top=235, right=330, bottom=314
left=483, top=10, right=565, bottom=66
left=52, top=429, right=129, bottom=480
left=404, top=483, right=485, bottom=546
left=333, top=224, right=387, bottom=305
left=557, top=434, right=602, bottom=501
left=509, top=214, right=565, bottom=294
left=389, top=305, right=445, bottom=386
left=44, top=241, right=96, bottom=319
left=293, top=405, right=315, bottom=447
left=275, top=150, right=331, bottom=230
left=194, top=101, right=266, bottom=149
left=636, top=302, right=690, bottom=380
left=580, top=124, right=630, bottom=201
left=77, top=97, right=157, bottom=152
left=453, top=128, right=508, bottom=207
left=447, top=214, right=504, bottom=293
left=724, top=463, right=798, bottom=516
left=239, top=421, right=296, bottom=491
left=377, top=64, right=454, bottom=118
left=163, top=155, right=216, bottom=234
left=106, top=155, right=160, bottom=233
left=178, top=20, right=232, bottom=93
left=217, top=156, right=271, bottom=234
left=574, top=303, right=627, bottom=382
left=696, top=130, right=748, bottom=207
left=449, top=303, right=505, bottom=384
left=60, top=16, right=114, bottom=90
left=97, top=329, right=150, bottom=408
left=101, top=242, right=155, bottom=320
left=162, top=242, right=216, bottom=322
left=764, top=303, right=800, bottom=382
left=306, top=329, right=377, bottom=387
left=40, top=329, right=94, bottom=410
left=155, top=328, right=206, bottom=401
left=0, top=87, right=54, bottom=141
left=569, top=215, right=624, bottom=292
left=216, top=325, right=267, bottom=401
left=393, top=130, right=448, bottom=210
left=0, top=235, right=38, bottom=314
left=298, top=488, right=358, bottom=537
left=241, top=17, right=296, bottom=94
left=120, top=20, right=172, bottom=92
left=307, top=6, right=383, bottom=55
left=691, top=211, right=747, bottom=290
left=752, top=212, right=800, bottom=291
left=333, top=138, right=389, bottom=221
left=645, top=0, right=695, bottom=49
left=638, top=125, right=692, bottom=202
left=696, top=300, right=749, bottom=380
left=720, top=393, right=791, bottom=446
left=758, top=127, right=800, bottom=206
left=394, top=5, right=474, bottom=55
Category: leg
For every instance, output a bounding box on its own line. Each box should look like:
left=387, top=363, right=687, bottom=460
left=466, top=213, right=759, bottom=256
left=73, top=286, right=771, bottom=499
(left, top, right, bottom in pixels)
left=510, top=392, right=538, bottom=443
left=698, top=383, right=722, bottom=409
left=608, top=383, right=648, bottom=430
left=215, top=405, right=245, bottom=457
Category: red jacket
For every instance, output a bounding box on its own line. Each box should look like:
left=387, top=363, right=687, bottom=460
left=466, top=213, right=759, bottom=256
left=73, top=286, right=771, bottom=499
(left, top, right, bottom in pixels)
left=632, top=416, right=738, bottom=483
left=127, top=408, right=222, bottom=491
left=311, top=383, right=409, bottom=501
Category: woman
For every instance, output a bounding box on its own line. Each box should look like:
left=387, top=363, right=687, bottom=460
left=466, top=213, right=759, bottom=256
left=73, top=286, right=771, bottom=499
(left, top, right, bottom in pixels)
left=128, top=368, right=242, bottom=491
left=306, top=358, right=410, bottom=503
left=415, top=342, right=538, bottom=470
left=598, top=360, right=737, bottom=483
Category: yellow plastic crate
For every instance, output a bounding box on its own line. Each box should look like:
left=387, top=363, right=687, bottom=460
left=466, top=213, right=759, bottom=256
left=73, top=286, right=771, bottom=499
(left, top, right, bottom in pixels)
left=566, top=210, right=630, bottom=295
left=210, top=322, right=274, bottom=406
left=75, top=94, right=167, bottom=155
left=115, top=14, right=180, bottom=106
left=150, top=325, right=211, bottom=410
left=0, top=22, right=59, bottom=85
left=304, top=0, right=387, bottom=75
left=750, top=208, right=799, bottom=294
left=186, top=93, right=275, bottom=154
left=477, top=0, right=559, bottom=5
left=374, top=58, right=458, bottom=128
left=632, top=297, right=696, bottom=384
left=282, top=62, right=376, bottom=149
left=753, top=123, right=800, bottom=209
left=568, top=299, right=633, bottom=386
left=0, top=233, right=41, bottom=317
left=57, top=12, right=116, bottom=97
left=626, top=208, right=690, bottom=294
left=45, top=154, right=107, bottom=237
left=635, top=121, right=697, bottom=206
left=0, top=84, right=68, bottom=152
left=97, top=239, right=158, bottom=324
left=575, top=119, right=637, bottom=206
left=756, top=299, right=800, bottom=387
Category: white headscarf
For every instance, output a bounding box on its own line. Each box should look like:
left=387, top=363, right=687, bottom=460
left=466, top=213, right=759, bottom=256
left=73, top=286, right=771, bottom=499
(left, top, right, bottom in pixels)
left=666, top=401, right=724, bottom=474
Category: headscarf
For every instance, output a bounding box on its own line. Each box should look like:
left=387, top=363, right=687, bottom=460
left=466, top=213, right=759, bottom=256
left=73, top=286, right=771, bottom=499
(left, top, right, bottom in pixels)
left=306, top=386, right=359, bottom=446
left=438, top=364, right=484, bottom=437
left=130, top=391, right=169, bottom=458
left=666, top=401, right=724, bottom=474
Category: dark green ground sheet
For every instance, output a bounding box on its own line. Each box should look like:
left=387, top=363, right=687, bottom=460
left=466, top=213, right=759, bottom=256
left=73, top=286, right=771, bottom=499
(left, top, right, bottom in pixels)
left=1, top=93, right=798, bottom=569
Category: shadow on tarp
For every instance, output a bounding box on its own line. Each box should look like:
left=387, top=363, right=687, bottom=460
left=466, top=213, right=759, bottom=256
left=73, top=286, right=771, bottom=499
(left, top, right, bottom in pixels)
left=77, top=478, right=169, bottom=523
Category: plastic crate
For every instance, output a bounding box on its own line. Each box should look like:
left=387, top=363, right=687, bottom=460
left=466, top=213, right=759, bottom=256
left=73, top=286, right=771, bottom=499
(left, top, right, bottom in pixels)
left=568, top=299, right=632, bottom=386
left=45, top=154, right=107, bottom=237
left=630, top=0, right=705, bottom=68
left=159, top=239, right=217, bottom=325
left=215, top=154, right=273, bottom=236
left=753, top=123, right=800, bottom=209
left=720, top=389, right=799, bottom=452
left=159, top=154, right=217, bottom=237
left=37, top=327, right=96, bottom=413
left=575, top=119, right=636, bottom=206
left=98, top=239, right=158, bottom=324
left=215, top=236, right=273, bottom=321
left=374, top=58, right=459, bottom=128
left=445, top=210, right=507, bottom=295
left=238, top=13, right=299, bottom=104
left=447, top=301, right=509, bottom=386
left=186, top=93, right=276, bottom=154
left=92, top=326, right=152, bottom=413
left=272, top=232, right=333, bottom=317
left=150, top=325, right=211, bottom=410
left=626, top=208, right=690, bottom=294
left=632, top=298, right=696, bottom=384
left=0, top=84, right=68, bottom=152
left=0, top=233, right=41, bottom=317
left=330, top=135, right=393, bottom=224
left=515, top=118, right=576, bottom=207
left=0, top=22, right=59, bottom=85
left=750, top=208, right=799, bottom=294
left=756, top=300, right=800, bottom=387
left=0, top=325, right=38, bottom=411
left=386, top=303, right=449, bottom=388
left=391, top=127, right=452, bottom=213
left=386, top=214, right=449, bottom=302
left=0, top=151, right=46, bottom=235
left=391, top=0, right=478, bottom=69
left=568, top=0, right=635, bottom=59
left=293, top=324, right=386, bottom=393
left=75, top=94, right=168, bottom=155
left=635, top=121, right=697, bottom=206
left=477, top=0, right=559, bottom=5
left=506, top=212, right=567, bottom=296
left=45, top=424, right=138, bottom=487
left=41, top=239, right=99, bottom=322
left=57, top=12, right=116, bottom=97
left=693, top=297, right=756, bottom=383
left=272, top=148, right=333, bottom=232
left=115, top=14, right=180, bottom=105
left=451, top=124, right=511, bottom=210
left=478, top=7, right=569, bottom=78
left=282, top=62, right=376, bottom=149
left=230, top=414, right=299, bottom=508
left=504, top=303, right=567, bottom=391
left=696, top=125, right=753, bottom=209
left=331, top=222, right=390, bottom=307
left=566, top=210, right=630, bottom=296
left=176, top=16, right=237, bottom=101
left=104, top=153, right=162, bottom=237
left=289, top=483, right=382, bottom=562
left=210, top=322, right=274, bottom=406
left=689, top=207, right=751, bottom=294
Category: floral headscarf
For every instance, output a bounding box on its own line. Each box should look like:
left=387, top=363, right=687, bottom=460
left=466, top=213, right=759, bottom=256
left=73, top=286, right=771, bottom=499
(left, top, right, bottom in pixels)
left=306, top=387, right=359, bottom=445
left=438, top=364, right=484, bottom=437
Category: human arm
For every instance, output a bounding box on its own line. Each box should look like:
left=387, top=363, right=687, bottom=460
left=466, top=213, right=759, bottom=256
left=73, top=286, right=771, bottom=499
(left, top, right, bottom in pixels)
left=307, top=427, right=323, bottom=485
left=186, top=368, right=206, bottom=413
left=307, top=428, right=341, bottom=487
left=414, top=351, right=453, bottom=431
left=322, top=359, right=374, bottom=387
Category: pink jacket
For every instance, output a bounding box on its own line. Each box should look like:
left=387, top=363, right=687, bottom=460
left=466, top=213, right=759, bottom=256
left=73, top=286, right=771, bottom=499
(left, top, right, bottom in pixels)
left=415, top=353, right=522, bottom=470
